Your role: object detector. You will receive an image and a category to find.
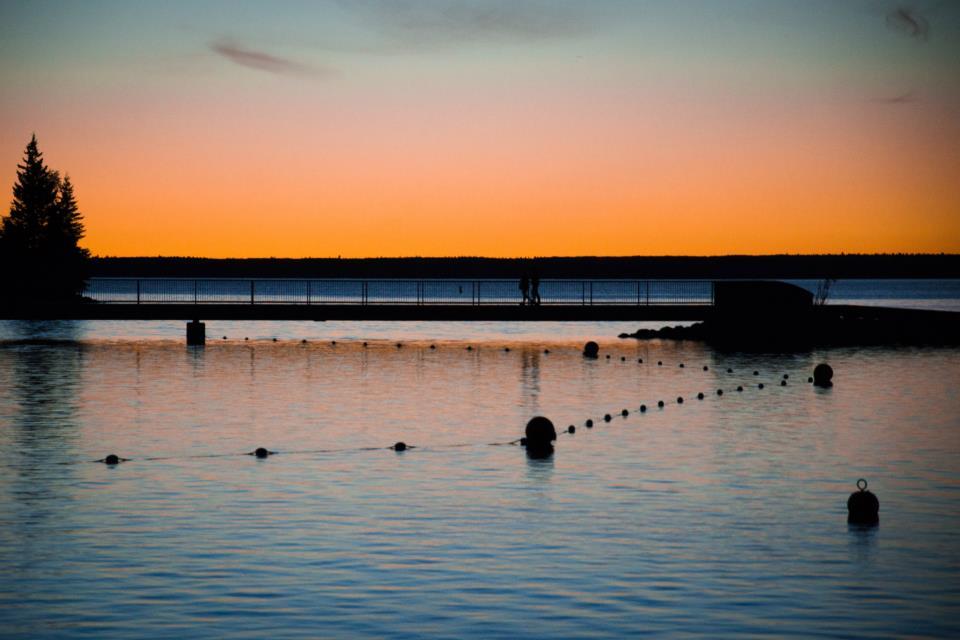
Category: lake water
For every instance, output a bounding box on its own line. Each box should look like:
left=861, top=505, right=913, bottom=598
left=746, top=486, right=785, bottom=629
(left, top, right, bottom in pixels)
left=2, top=280, right=959, bottom=638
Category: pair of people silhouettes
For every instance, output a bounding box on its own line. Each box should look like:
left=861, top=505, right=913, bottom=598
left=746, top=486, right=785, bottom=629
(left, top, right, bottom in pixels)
left=519, top=274, right=541, bottom=306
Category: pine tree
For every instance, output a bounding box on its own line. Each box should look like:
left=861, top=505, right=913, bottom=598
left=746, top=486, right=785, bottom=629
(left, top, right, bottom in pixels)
left=1, top=134, right=90, bottom=300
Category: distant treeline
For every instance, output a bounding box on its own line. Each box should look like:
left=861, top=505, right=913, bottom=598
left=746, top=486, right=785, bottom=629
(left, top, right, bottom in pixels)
left=90, top=254, right=960, bottom=279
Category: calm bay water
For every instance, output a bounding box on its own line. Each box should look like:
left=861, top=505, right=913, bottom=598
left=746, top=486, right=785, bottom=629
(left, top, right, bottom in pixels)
left=2, top=280, right=959, bottom=638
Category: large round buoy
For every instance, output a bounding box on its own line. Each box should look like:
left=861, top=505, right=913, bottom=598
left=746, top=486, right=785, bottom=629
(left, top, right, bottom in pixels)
left=103, top=454, right=120, bottom=465
left=524, top=416, right=557, bottom=456
left=814, top=363, right=834, bottom=387
left=254, top=447, right=271, bottom=458
left=847, top=479, right=879, bottom=525
left=393, top=442, right=407, bottom=452
left=583, top=341, right=599, bottom=358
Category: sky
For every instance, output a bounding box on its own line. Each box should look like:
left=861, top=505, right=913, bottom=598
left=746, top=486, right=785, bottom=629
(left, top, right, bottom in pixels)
left=1, top=0, right=958, bottom=258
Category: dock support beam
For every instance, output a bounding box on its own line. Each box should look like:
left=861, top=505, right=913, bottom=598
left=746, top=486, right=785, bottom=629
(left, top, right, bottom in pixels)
left=186, top=320, right=205, bottom=346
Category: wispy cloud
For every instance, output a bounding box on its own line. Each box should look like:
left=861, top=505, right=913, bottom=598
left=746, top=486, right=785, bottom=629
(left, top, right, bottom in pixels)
left=873, top=90, right=918, bottom=104
left=211, top=39, right=327, bottom=76
left=886, top=6, right=930, bottom=40
left=339, top=0, right=591, bottom=50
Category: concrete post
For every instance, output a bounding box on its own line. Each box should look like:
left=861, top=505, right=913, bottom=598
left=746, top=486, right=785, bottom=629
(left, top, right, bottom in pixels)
left=186, top=320, right=205, bottom=346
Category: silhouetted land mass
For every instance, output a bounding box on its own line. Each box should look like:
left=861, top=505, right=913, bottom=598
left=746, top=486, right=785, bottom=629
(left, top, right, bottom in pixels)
left=90, top=254, right=960, bottom=279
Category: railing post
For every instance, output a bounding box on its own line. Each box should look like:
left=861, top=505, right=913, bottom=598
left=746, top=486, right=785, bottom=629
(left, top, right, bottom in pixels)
left=194, top=280, right=198, bottom=304
left=646, top=281, right=650, bottom=306
left=589, top=282, right=593, bottom=306
left=250, top=281, right=255, bottom=304
left=136, top=279, right=140, bottom=304
left=306, top=280, right=311, bottom=305
left=637, top=281, right=640, bottom=306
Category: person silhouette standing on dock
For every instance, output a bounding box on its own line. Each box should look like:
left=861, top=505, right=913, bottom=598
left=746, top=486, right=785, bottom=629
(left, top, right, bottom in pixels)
left=519, top=274, right=530, bottom=306
left=531, top=275, right=541, bottom=306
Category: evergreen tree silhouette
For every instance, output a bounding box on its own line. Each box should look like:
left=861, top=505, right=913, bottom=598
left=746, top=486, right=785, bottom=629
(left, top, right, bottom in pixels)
left=1, top=134, right=90, bottom=300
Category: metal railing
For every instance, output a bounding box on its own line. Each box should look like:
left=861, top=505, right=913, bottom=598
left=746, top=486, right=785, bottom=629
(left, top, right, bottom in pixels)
left=84, top=278, right=715, bottom=306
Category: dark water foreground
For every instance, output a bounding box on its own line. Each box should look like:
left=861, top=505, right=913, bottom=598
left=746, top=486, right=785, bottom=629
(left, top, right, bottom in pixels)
left=1, top=325, right=959, bottom=638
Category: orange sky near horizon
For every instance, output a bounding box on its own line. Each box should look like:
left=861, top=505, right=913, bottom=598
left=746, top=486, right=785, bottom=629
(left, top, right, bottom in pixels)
left=1, top=1, right=958, bottom=257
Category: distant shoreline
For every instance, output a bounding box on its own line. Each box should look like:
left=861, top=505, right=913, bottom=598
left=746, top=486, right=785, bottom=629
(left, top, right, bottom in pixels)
left=89, top=254, right=960, bottom=279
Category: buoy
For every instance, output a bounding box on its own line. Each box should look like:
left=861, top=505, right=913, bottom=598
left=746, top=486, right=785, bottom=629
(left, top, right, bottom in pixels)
left=222, top=336, right=227, bottom=340
left=679, top=363, right=684, bottom=368
left=621, top=409, right=629, bottom=417
left=585, top=419, right=594, bottom=427
left=103, top=454, right=120, bottom=465
left=781, top=380, right=787, bottom=386
left=567, top=425, right=575, bottom=434
left=583, top=341, right=599, bottom=358
left=640, top=404, right=647, bottom=412
left=783, top=374, right=789, bottom=379
left=813, top=363, right=834, bottom=387
left=657, top=400, right=664, bottom=408
left=676, top=396, right=683, bottom=404
left=301, top=339, right=307, bottom=344
left=604, top=414, right=612, bottom=422
left=396, top=343, right=403, bottom=348
left=466, top=345, right=473, bottom=351
left=254, top=447, right=271, bottom=458
left=363, top=342, right=368, bottom=347
left=808, top=376, right=814, bottom=383
left=638, top=358, right=643, bottom=363
left=847, top=479, right=879, bottom=525
left=504, top=347, right=510, bottom=352
left=726, top=368, right=733, bottom=373
left=272, top=338, right=277, bottom=342
left=703, top=365, right=708, bottom=371
left=331, top=340, right=337, bottom=345
left=758, top=383, right=764, bottom=389
left=244, top=337, right=249, bottom=341
left=606, top=355, right=611, bottom=359
left=697, top=392, right=704, bottom=400
left=621, top=356, right=626, bottom=362
left=657, top=361, right=662, bottom=366
left=524, top=416, right=557, bottom=455
left=717, top=389, right=723, bottom=396
left=737, top=386, right=743, bottom=392
left=544, top=349, right=550, bottom=354
left=393, top=442, right=407, bottom=452
left=430, top=344, right=436, bottom=349
left=753, top=371, right=759, bottom=376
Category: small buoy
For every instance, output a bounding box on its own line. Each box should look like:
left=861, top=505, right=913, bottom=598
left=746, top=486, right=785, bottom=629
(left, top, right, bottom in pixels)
left=103, top=454, right=120, bottom=465
left=363, top=342, right=368, bottom=347
left=504, top=347, right=510, bottom=352
left=582, top=341, right=599, bottom=358
left=254, top=447, right=270, bottom=458
left=813, top=363, right=834, bottom=387
left=808, top=376, right=814, bottom=383
left=717, top=389, right=723, bottom=396
left=393, top=442, right=407, bottom=452
left=525, top=416, right=557, bottom=454
left=676, top=396, right=683, bottom=404
left=781, top=380, right=787, bottom=386
left=606, top=354, right=611, bottom=359
left=244, top=337, right=249, bottom=341
left=679, top=363, right=684, bottom=368
left=847, top=478, right=879, bottom=525
left=638, top=358, right=643, bottom=363
left=544, top=349, right=550, bottom=354
left=657, top=400, right=664, bottom=408
left=753, top=370, right=759, bottom=376
left=639, top=404, right=647, bottom=412
left=621, top=409, right=629, bottom=417
left=621, top=356, right=626, bottom=362
left=736, top=386, right=743, bottom=392
left=604, top=414, right=612, bottom=422
left=585, top=419, right=594, bottom=427
left=396, top=342, right=403, bottom=348
left=331, top=340, right=337, bottom=345
left=272, top=338, right=278, bottom=342
left=758, top=383, right=764, bottom=389
left=726, top=368, right=733, bottom=373
left=430, top=344, right=436, bottom=349
left=222, top=336, right=227, bottom=340
left=657, top=361, right=662, bottom=366
left=703, top=365, right=708, bottom=371
left=567, top=425, right=575, bottom=434
left=783, top=374, right=789, bottom=379
left=466, top=345, right=473, bottom=351
left=697, top=392, right=704, bottom=400
left=301, top=339, right=307, bottom=344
